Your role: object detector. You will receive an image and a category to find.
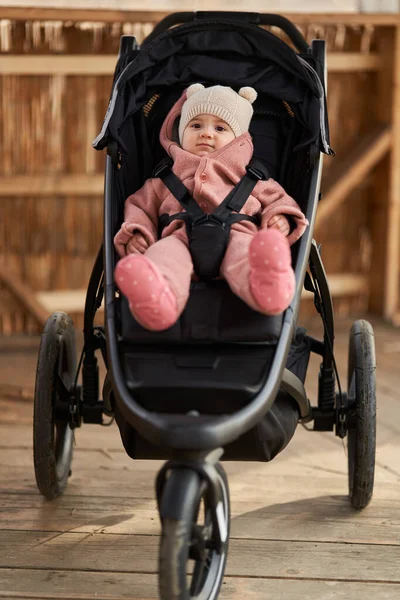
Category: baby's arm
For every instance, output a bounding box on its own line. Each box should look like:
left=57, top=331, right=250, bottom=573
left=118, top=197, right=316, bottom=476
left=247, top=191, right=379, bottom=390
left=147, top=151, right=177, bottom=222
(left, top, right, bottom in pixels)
left=256, top=179, right=308, bottom=245
left=114, top=179, right=161, bottom=257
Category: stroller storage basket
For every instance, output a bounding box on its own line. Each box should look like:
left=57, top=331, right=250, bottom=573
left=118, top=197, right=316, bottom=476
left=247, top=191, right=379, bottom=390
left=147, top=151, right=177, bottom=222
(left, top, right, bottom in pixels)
left=115, top=326, right=310, bottom=461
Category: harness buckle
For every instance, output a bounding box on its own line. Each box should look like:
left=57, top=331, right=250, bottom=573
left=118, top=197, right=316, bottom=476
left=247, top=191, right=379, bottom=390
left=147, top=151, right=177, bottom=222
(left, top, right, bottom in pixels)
left=193, top=214, right=225, bottom=227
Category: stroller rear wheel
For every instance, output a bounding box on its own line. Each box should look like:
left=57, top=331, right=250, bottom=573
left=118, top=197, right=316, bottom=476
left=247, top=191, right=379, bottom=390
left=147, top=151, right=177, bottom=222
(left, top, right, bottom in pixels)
left=33, top=312, right=76, bottom=500
left=159, top=463, right=230, bottom=600
left=347, top=319, right=376, bottom=509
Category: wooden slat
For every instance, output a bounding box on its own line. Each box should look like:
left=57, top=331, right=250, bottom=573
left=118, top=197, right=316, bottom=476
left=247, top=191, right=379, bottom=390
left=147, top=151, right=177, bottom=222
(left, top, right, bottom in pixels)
left=0, top=53, right=381, bottom=75
left=2, top=496, right=400, bottom=545
left=1, top=529, right=400, bottom=582
left=1, top=450, right=399, bottom=501
left=368, top=28, right=399, bottom=317
left=36, top=290, right=103, bottom=314
left=0, top=7, right=164, bottom=23
left=323, top=53, right=381, bottom=72
left=2, top=569, right=400, bottom=600
left=368, top=31, right=393, bottom=314
left=0, top=56, right=117, bottom=76
left=0, top=174, right=104, bottom=196
left=316, top=125, right=392, bottom=227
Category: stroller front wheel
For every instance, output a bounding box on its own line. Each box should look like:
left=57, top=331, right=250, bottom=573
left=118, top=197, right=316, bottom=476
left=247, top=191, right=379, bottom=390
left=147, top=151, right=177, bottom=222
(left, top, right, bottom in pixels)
left=33, top=311, right=76, bottom=500
left=158, top=463, right=230, bottom=600
left=347, top=319, right=376, bottom=509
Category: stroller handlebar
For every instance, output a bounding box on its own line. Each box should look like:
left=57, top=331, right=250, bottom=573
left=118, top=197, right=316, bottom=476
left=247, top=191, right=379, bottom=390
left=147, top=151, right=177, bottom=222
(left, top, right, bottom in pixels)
left=143, top=11, right=310, bottom=54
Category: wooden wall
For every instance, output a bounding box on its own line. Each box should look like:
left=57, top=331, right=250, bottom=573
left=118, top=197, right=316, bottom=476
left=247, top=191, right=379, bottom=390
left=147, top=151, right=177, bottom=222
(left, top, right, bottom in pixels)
left=0, top=9, right=399, bottom=333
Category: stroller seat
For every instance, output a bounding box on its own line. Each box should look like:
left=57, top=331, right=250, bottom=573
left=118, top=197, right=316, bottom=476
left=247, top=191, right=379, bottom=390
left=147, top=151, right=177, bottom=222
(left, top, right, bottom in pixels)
left=118, top=279, right=282, bottom=416
left=119, top=279, right=283, bottom=343
left=115, top=280, right=307, bottom=463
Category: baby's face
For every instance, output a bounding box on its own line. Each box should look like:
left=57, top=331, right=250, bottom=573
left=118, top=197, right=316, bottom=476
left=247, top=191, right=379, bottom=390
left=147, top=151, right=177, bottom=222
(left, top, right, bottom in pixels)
left=181, top=114, right=235, bottom=156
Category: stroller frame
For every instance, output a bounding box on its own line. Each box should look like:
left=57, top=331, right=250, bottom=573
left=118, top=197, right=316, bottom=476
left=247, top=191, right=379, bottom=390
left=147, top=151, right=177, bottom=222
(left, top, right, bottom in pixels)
left=33, top=12, right=377, bottom=600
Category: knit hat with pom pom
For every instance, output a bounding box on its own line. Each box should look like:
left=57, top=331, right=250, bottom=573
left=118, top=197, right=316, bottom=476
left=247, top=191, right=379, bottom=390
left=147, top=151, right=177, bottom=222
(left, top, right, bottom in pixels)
left=178, top=83, right=257, bottom=144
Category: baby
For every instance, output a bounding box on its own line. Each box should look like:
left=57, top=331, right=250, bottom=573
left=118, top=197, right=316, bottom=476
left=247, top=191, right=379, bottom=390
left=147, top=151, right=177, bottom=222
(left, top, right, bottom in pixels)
left=114, top=84, right=308, bottom=331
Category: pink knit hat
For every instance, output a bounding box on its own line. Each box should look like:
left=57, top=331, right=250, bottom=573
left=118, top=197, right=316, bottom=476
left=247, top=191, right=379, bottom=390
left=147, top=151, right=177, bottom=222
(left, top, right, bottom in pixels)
left=178, top=83, right=258, bottom=143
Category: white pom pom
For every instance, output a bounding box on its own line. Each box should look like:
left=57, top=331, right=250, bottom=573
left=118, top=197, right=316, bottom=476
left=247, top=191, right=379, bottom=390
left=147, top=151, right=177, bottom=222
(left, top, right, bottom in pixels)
left=186, top=83, right=205, bottom=98
left=238, top=87, right=257, bottom=104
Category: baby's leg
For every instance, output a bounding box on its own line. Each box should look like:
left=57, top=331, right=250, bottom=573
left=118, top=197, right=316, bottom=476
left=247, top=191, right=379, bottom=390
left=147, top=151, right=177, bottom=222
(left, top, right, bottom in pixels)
left=221, top=228, right=295, bottom=315
left=115, top=235, right=193, bottom=331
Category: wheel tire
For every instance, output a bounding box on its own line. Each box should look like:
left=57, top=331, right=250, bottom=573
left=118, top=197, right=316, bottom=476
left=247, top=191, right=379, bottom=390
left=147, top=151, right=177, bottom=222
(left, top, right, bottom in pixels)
left=159, top=463, right=230, bottom=600
left=347, top=319, right=376, bottom=510
left=33, top=312, right=76, bottom=500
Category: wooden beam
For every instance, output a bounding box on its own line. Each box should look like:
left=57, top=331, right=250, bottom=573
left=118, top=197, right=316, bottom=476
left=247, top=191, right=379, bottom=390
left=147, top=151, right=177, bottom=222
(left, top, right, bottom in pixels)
left=2, top=8, right=400, bottom=26
left=384, top=25, right=400, bottom=319
left=0, top=267, right=48, bottom=326
left=37, top=290, right=103, bottom=314
left=0, top=55, right=118, bottom=75
left=0, top=53, right=381, bottom=75
left=301, top=273, right=368, bottom=299
left=0, top=7, right=166, bottom=23
left=327, top=53, right=381, bottom=72
left=368, top=26, right=400, bottom=319
left=0, top=174, right=104, bottom=196
left=316, top=125, right=392, bottom=228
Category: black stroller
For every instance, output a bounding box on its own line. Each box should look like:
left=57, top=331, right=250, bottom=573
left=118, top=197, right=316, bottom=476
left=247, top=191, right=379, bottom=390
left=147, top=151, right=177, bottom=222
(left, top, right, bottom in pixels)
left=33, top=12, right=377, bottom=600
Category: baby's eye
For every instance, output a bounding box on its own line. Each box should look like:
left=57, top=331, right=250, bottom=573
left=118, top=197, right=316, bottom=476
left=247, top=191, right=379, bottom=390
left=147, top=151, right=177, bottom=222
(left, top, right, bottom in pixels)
left=215, top=125, right=226, bottom=132
left=191, top=123, right=201, bottom=129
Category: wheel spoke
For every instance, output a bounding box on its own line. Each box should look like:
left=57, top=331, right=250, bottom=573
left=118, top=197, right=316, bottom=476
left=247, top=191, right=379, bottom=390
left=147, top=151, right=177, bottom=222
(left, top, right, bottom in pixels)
left=189, top=524, right=206, bottom=561
left=190, top=554, right=207, bottom=596
left=55, top=372, right=70, bottom=403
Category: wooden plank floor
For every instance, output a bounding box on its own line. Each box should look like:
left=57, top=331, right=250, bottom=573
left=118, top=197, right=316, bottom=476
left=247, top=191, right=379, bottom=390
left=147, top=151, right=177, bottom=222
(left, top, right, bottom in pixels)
left=0, top=316, right=400, bottom=599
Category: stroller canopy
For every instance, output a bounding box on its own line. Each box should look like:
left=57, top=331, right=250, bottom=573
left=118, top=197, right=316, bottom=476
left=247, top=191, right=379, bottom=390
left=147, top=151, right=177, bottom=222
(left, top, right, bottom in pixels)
left=93, top=19, right=332, bottom=156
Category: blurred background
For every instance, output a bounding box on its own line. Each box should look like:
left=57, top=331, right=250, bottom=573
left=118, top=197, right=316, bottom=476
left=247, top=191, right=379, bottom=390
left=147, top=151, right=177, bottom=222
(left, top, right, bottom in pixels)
left=0, top=1, right=399, bottom=356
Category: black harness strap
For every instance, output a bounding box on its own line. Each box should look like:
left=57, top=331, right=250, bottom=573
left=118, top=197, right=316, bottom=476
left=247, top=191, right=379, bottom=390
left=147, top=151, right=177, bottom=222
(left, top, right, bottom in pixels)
left=213, top=159, right=269, bottom=220
left=153, top=157, right=269, bottom=279
left=154, top=157, right=269, bottom=230
left=153, top=158, right=204, bottom=222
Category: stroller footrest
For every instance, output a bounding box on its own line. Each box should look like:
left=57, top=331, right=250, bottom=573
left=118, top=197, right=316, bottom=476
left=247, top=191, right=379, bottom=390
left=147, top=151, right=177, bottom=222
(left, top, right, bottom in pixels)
left=122, top=344, right=276, bottom=414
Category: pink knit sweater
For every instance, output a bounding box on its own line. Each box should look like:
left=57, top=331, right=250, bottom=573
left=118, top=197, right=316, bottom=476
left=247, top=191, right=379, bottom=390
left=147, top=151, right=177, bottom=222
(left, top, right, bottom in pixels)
left=114, top=92, right=308, bottom=256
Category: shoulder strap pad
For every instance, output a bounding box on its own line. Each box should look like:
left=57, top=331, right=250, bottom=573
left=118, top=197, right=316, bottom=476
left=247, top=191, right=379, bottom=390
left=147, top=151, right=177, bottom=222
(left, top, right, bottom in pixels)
left=153, top=159, right=204, bottom=220
left=152, top=157, right=173, bottom=178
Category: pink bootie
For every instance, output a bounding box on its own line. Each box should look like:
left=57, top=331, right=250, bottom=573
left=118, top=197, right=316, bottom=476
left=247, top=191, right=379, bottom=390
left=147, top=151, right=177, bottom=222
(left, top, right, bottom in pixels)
left=249, top=229, right=296, bottom=315
left=115, top=254, right=179, bottom=331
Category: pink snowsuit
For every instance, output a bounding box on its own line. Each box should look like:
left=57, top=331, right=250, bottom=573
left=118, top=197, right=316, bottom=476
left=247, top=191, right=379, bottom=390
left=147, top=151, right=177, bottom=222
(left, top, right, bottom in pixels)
left=114, top=91, right=308, bottom=316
